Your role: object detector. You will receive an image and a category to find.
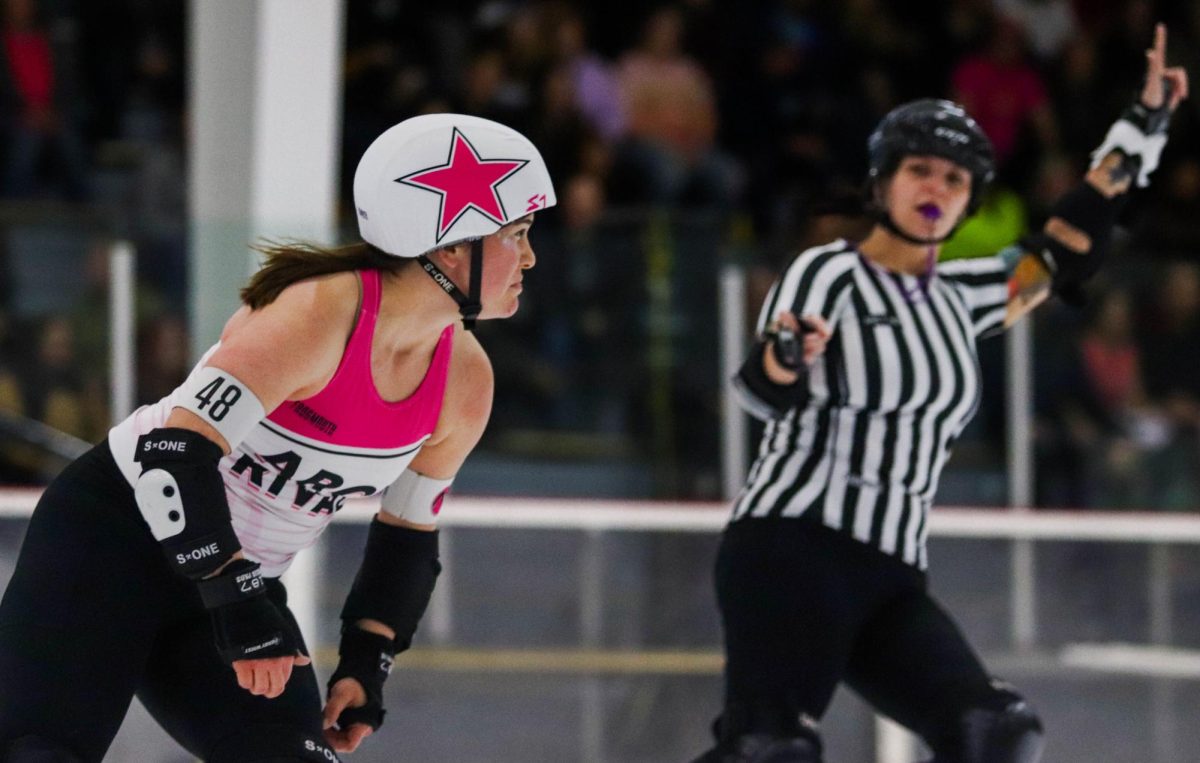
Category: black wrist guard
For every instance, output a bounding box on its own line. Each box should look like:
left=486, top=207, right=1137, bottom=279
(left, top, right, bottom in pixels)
left=341, top=520, right=440, bottom=652
left=1132, top=78, right=1174, bottom=136
left=133, top=428, right=241, bottom=579
left=732, top=342, right=809, bottom=420
left=327, top=628, right=396, bottom=731
left=198, top=558, right=303, bottom=663
left=1091, top=79, right=1173, bottom=188
left=1024, top=182, right=1126, bottom=304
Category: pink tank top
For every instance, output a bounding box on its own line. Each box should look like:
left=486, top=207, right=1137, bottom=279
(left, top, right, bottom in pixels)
left=266, top=269, right=454, bottom=447
left=109, top=269, right=456, bottom=575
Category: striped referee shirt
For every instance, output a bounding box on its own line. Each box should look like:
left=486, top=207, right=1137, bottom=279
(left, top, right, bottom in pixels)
left=731, top=239, right=1010, bottom=569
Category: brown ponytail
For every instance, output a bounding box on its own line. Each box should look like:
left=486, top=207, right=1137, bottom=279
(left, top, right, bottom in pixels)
left=239, top=241, right=410, bottom=309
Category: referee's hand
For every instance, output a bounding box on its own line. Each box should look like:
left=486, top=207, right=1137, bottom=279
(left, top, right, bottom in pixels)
left=1139, top=23, right=1188, bottom=113
left=763, top=311, right=831, bottom=384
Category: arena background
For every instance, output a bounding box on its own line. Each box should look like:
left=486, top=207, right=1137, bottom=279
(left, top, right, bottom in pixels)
left=2, top=1, right=1200, bottom=761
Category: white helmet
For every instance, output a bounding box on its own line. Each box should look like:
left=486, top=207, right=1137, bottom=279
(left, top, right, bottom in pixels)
left=353, top=113, right=557, bottom=259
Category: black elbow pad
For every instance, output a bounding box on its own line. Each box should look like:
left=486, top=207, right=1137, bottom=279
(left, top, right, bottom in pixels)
left=1024, top=182, right=1127, bottom=302
left=133, top=428, right=241, bottom=579
left=341, top=519, right=441, bottom=652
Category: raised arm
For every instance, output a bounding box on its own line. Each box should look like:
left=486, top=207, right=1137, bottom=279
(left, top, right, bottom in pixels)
left=1004, top=23, right=1189, bottom=326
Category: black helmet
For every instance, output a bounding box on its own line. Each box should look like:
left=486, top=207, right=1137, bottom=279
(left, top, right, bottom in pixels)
left=866, top=99, right=995, bottom=213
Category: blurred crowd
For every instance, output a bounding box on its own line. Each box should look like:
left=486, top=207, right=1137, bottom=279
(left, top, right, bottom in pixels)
left=0, top=0, right=1198, bottom=506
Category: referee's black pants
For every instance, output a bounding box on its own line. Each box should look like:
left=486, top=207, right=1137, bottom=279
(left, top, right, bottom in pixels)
left=712, top=518, right=998, bottom=749
left=0, top=442, right=324, bottom=762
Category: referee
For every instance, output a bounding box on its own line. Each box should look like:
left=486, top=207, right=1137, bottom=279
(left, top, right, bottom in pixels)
left=693, top=25, right=1188, bottom=763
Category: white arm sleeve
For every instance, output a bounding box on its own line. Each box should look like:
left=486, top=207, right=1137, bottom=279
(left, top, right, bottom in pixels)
left=174, top=365, right=266, bottom=450
left=380, top=469, right=454, bottom=525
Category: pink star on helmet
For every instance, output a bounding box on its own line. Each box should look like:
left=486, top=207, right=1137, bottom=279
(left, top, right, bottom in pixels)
left=396, top=128, right=529, bottom=242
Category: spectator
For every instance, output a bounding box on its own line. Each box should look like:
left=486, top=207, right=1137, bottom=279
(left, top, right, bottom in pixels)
left=0, top=313, right=105, bottom=481
left=1075, top=289, right=1167, bottom=508
left=17, top=315, right=107, bottom=444
left=549, top=8, right=625, bottom=142
left=1033, top=298, right=1093, bottom=507
left=499, top=2, right=549, bottom=106
left=1137, top=262, right=1200, bottom=509
left=514, top=172, right=642, bottom=436
left=610, top=5, right=738, bottom=207
left=0, top=0, right=89, bottom=199
left=951, top=15, right=1057, bottom=175
left=525, top=64, right=598, bottom=189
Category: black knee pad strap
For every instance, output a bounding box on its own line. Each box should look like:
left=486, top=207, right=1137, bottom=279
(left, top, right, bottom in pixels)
left=207, top=724, right=341, bottom=763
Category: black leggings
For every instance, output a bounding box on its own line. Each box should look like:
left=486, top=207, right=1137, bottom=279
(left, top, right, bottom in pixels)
left=0, top=443, right=323, bottom=762
left=714, top=519, right=997, bottom=747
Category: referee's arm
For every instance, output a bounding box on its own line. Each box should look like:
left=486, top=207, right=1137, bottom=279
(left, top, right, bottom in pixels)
left=732, top=312, right=831, bottom=420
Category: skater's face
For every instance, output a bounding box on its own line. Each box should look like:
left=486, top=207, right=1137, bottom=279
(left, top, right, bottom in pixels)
left=433, top=214, right=537, bottom=321
left=478, top=215, right=537, bottom=319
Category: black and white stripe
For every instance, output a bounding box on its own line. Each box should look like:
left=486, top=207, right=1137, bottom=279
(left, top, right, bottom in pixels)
left=732, top=240, right=1009, bottom=568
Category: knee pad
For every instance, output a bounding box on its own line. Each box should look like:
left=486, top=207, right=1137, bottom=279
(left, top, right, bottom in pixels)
left=3, top=736, right=84, bottom=762
left=929, top=684, right=1044, bottom=763
left=207, top=724, right=341, bottom=763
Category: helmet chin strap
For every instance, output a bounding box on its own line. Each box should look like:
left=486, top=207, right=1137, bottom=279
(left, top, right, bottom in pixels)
left=417, top=238, right=484, bottom=331
left=875, top=204, right=947, bottom=301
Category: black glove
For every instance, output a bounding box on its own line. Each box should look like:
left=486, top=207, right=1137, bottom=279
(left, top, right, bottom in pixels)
left=327, top=627, right=396, bottom=731
left=197, top=558, right=305, bottom=663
